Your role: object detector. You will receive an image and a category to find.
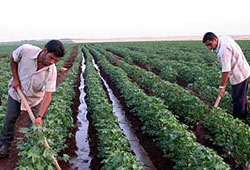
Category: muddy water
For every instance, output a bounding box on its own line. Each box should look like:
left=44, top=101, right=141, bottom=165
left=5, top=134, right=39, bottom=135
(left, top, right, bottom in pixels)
left=91, top=57, right=157, bottom=170
left=69, top=55, right=91, bottom=170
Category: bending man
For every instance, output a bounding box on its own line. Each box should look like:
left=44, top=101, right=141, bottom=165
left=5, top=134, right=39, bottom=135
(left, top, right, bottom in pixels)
left=0, top=40, right=65, bottom=158
left=203, top=32, right=250, bottom=122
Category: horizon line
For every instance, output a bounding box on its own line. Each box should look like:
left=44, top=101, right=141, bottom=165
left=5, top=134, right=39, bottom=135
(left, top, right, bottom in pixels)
left=1, top=35, right=250, bottom=44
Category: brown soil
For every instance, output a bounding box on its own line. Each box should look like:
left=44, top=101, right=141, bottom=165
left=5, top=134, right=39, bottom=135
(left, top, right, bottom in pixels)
left=134, top=62, right=149, bottom=70
left=151, top=68, right=161, bottom=75
left=0, top=45, right=78, bottom=170
left=176, top=77, right=188, bottom=87
left=56, top=46, right=79, bottom=87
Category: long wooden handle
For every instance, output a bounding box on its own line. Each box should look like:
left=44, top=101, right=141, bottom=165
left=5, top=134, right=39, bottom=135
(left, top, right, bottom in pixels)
left=44, top=137, right=62, bottom=170
left=214, top=95, right=222, bottom=107
left=16, top=87, right=62, bottom=170
left=17, top=88, right=36, bottom=123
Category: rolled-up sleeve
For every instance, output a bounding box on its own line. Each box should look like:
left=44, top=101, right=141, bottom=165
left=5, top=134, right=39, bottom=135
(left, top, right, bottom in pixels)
left=12, top=45, right=25, bottom=62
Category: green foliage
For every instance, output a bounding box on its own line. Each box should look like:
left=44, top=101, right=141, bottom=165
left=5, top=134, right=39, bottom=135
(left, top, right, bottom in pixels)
left=205, top=107, right=250, bottom=166
left=91, top=42, right=250, bottom=168
left=89, top=47, right=229, bottom=169
left=83, top=47, right=142, bottom=169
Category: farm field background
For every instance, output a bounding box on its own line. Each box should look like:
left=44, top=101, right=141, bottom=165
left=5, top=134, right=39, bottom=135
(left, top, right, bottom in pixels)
left=0, top=40, right=249, bottom=169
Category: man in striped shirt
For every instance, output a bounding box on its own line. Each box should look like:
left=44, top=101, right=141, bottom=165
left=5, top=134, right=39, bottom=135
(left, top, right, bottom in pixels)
left=203, top=32, right=250, bottom=122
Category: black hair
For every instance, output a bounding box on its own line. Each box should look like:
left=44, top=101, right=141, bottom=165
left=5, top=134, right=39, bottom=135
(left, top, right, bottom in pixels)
left=202, top=32, right=218, bottom=43
left=45, top=40, right=65, bottom=57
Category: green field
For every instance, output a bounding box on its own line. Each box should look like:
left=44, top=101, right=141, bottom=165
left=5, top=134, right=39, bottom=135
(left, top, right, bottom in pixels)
left=0, top=40, right=249, bottom=169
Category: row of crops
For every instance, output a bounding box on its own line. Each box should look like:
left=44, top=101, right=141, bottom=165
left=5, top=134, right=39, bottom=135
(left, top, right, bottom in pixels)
left=92, top=41, right=250, bottom=121
left=82, top=47, right=143, bottom=169
left=83, top=41, right=250, bottom=169
left=86, top=46, right=231, bottom=169
left=0, top=40, right=250, bottom=169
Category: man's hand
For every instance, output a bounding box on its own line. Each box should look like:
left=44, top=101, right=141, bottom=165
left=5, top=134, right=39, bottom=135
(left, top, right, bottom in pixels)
left=35, top=117, right=43, bottom=126
left=219, top=86, right=226, bottom=97
left=36, top=92, right=52, bottom=127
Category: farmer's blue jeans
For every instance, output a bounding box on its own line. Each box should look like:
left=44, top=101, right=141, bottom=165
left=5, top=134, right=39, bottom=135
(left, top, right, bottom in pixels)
left=0, top=95, right=41, bottom=147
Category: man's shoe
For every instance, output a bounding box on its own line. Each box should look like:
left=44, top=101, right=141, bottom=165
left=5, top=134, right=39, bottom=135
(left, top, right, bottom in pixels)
left=0, top=144, right=9, bottom=158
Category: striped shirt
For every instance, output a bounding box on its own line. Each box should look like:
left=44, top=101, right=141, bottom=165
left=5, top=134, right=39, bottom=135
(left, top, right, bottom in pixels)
left=215, top=36, right=250, bottom=85
left=8, top=44, right=57, bottom=110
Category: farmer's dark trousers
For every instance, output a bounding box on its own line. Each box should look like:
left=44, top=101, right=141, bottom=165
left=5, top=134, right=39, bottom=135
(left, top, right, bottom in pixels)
left=1, top=95, right=41, bottom=147
left=231, top=78, right=249, bottom=120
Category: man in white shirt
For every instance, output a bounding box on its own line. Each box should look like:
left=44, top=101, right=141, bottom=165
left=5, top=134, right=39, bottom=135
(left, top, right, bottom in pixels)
left=0, top=40, right=65, bottom=158
left=203, top=32, right=250, bottom=122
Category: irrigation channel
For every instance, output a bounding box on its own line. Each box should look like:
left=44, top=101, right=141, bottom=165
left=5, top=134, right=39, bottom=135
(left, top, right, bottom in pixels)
left=90, top=55, right=156, bottom=170
left=69, top=55, right=92, bottom=169
left=69, top=51, right=157, bottom=169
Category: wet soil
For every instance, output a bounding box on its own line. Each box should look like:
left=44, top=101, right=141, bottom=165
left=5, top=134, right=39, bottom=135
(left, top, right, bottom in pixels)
left=0, top=45, right=78, bottom=170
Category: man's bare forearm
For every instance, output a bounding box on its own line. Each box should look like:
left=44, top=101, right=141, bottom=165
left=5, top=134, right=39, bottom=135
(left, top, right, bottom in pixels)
left=220, top=72, right=230, bottom=87
left=218, top=72, right=230, bottom=97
